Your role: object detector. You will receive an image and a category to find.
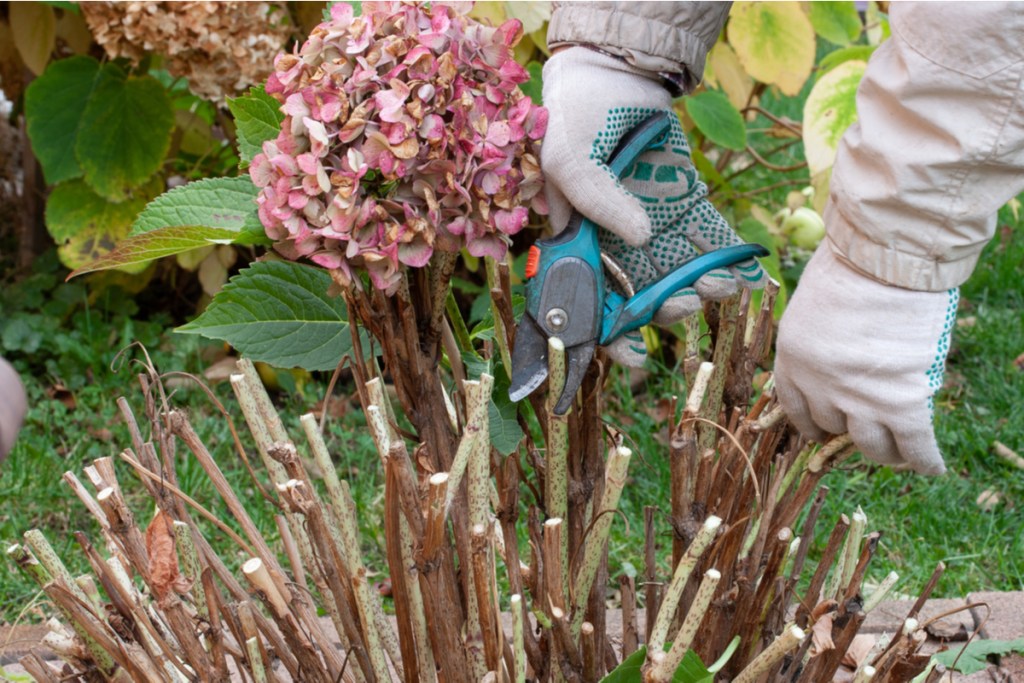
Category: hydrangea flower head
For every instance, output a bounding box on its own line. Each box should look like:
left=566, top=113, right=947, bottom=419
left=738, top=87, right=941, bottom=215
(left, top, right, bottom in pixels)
left=251, top=1, right=548, bottom=292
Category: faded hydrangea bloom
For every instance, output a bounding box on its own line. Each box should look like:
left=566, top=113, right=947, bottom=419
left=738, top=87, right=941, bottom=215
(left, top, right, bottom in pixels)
left=81, top=2, right=291, bottom=103
left=250, top=1, right=548, bottom=293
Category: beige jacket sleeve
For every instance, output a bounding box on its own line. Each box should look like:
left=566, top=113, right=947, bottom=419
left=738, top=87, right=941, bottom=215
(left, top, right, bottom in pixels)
left=826, top=2, right=1024, bottom=292
left=547, top=2, right=730, bottom=93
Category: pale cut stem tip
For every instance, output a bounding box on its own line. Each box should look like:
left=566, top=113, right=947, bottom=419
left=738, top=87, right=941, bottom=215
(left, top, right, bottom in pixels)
left=853, top=665, right=877, bottom=683
left=685, top=362, right=715, bottom=414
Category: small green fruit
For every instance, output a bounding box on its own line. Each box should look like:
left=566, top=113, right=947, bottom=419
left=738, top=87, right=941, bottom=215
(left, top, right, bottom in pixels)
left=780, top=207, right=825, bottom=249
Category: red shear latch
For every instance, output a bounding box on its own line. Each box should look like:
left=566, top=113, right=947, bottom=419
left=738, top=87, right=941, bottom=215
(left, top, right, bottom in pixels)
left=525, top=245, right=541, bottom=278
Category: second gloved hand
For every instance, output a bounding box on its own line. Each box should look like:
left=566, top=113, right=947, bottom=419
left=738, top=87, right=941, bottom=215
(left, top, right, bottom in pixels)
left=775, top=242, right=959, bottom=475
left=541, top=47, right=767, bottom=366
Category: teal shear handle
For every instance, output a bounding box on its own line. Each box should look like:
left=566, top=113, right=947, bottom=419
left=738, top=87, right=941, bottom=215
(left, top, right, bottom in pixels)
left=600, top=242, right=770, bottom=344
left=524, top=112, right=672, bottom=316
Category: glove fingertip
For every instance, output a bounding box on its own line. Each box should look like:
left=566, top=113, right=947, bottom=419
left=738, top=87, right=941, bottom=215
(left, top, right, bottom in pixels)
left=731, top=258, right=769, bottom=289
left=620, top=218, right=653, bottom=247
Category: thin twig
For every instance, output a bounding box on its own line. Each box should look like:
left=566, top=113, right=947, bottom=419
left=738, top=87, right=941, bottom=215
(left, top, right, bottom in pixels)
left=118, top=451, right=255, bottom=556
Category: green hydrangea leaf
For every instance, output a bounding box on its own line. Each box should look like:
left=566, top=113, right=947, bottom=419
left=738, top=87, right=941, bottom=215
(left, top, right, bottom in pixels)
left=177, top=261, right=356, bottom=371
left=68, top=225, right=240, bottom=278
left=45, top=180, right=149, bottom=272
left=933, top=638, right=1024, bottom=675
left=818, top=45, right=876, bottom=77
left=803, top=59, right=866, bottom=175
left=521, top=61, right=544, bottom=106
left=600, top=645, right=716, bottom=683
left=737, top=217, right=787, bottom=317
left=685, top=90, right=747, bottom=152
left=809, top=1, right=863, bottom=46
left=227, top=86, right=285, bottom=165
left=24, top=56, right=101, bottom=185
left=130, top=176, right=268, bottom=245
left=489, top=370, right=524, bottom=456
left=74, top=64, right=174, bottom=201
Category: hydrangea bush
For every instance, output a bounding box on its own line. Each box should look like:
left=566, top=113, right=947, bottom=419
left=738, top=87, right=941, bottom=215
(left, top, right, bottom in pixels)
left=251, top=1, right=548, bottom=293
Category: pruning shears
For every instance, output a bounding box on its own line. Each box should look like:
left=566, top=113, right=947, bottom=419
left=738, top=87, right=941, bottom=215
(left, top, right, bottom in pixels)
left=508, top=111, right=769, bottom=415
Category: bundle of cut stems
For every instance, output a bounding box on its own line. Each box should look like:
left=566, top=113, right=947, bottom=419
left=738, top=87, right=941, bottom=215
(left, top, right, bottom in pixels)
left=10, top=263, right=941, bottom=683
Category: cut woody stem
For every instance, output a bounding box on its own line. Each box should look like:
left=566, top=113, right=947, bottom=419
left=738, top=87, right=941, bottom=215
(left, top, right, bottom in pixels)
left=647, top=515, right=722, bottom=656
left=546, top=336, right=570, bottom=603
left=647, top=568, right=722, bottom=682
left=571, top=444, right=631, bottom=636
left=733, top=625, right=806, bottom=683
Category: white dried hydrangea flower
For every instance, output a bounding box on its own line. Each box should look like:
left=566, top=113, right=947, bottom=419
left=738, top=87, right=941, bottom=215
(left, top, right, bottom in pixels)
left=81, top=1, right=292, bottom=103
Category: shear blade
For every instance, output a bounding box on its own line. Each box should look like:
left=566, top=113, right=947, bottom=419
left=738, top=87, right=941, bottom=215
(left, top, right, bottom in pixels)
left=553, top=343, right=595, bottom=415
left=509, top=315, right=550, bottom=403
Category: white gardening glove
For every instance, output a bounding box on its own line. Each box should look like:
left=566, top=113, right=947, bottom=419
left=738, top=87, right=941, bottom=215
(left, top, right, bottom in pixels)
left=541, top=47, right=767, bottom=367
left=0, top=357, right=27, bottom=462
left=775, top=242, right=959, bottom=475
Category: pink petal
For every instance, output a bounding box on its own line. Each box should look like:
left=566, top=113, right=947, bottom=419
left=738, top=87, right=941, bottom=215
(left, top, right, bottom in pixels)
left=398, top=240, right=434, bottom=268
left=466, top=234, right=508, bottom=259
left=494, top=207, right=528, bottom=235
left=330, top=2, right=353, bottom=25
left=296, top=153, right=319, bottom=175
left=486, top=121, right=511, bottom=147
left=419, top=114, right=446, bottom=142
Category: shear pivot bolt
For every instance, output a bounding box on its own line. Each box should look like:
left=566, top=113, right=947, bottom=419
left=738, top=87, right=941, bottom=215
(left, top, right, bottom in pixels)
left=546, top=308, right=568, bottom=332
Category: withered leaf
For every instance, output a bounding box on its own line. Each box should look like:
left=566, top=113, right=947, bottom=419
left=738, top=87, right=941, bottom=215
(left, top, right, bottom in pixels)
left=145, top=509, right=189, bottom=602
left=809, top=611, right=836, bottom=656
left=842, top=633, right=876, bottom=669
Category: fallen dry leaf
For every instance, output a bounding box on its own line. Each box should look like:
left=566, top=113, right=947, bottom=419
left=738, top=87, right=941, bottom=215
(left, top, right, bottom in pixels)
left=842, top=633, right=876, bottom=669
left=88, top=427, right=114, bottom=442
left=46, top=382, right=76, bottom=410
left=203, top=356, right=240, bottom=383
left=976, top=488, right=1002, bottom=512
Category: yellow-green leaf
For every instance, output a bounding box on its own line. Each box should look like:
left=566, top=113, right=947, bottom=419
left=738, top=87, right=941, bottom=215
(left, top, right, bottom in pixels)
left=706, top=42, right=753, bottom=110
left=866, top=1, right=891, bottom=45
left=10, top=2, right=55, bottom=75
left=729, top=2, right=816, bottom=96
left=468, top=2, right=507, bottom=26
left=809, top=2, right=863, bottom=46
left=44, top=180, right=148, bottom=272
left=818, top=45, right=876, bottom=78
left=803, top=60, right=866, bottom=175
left=69, top=225, right=241, bottom=278
left=503, top=1, right=550, bottom=34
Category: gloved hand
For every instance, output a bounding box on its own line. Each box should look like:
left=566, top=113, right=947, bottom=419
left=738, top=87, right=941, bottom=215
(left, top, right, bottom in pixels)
left=0, top=357, right=27, bottom=462
left=775, top=242, right=959, bottom=475
left=541, top=47, right=767, bottom=366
